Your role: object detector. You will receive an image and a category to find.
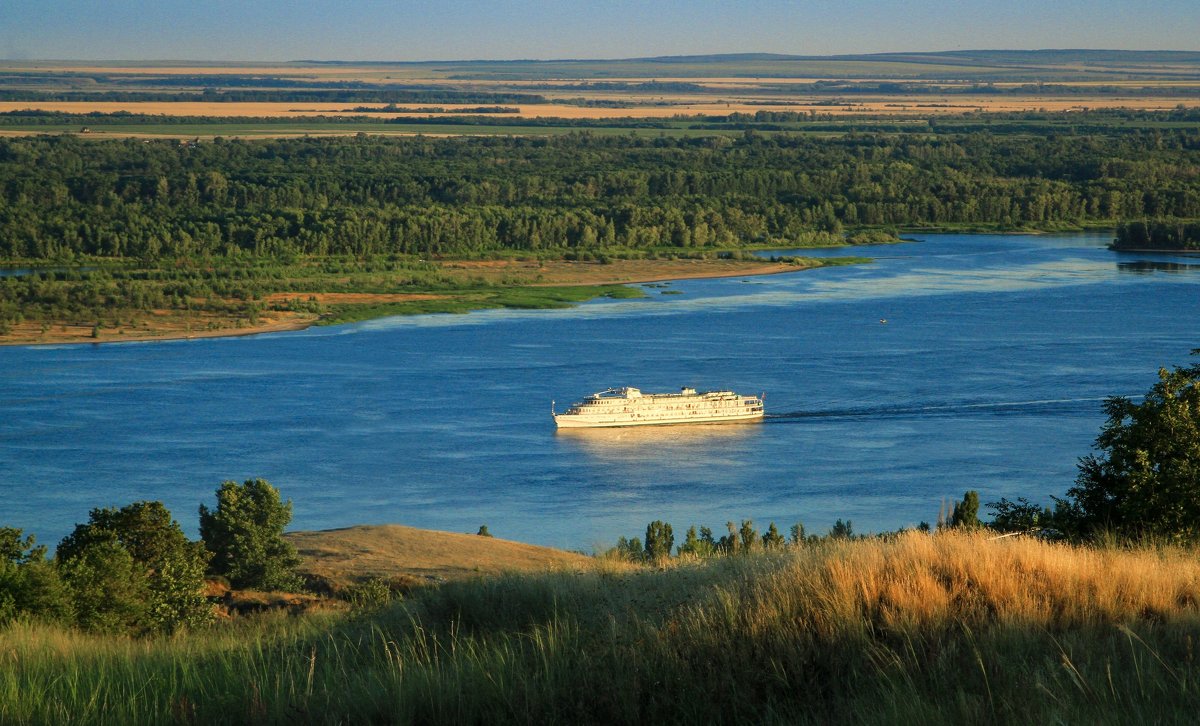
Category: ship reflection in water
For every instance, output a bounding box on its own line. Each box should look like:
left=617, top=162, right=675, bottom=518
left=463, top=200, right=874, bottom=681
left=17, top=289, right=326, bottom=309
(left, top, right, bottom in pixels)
left=1117, top=260, right=1200, bottom=274
left=555, top=421, right=762, bottom=461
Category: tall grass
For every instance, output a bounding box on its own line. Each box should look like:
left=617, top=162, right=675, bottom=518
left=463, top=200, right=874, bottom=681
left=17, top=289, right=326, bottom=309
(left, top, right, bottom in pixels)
left=3, top=532, right=1200, bottom=723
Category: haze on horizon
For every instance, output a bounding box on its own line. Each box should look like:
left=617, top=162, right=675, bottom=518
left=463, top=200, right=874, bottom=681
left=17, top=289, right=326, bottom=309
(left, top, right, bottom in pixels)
left=3, top=0, right=1198, bottom=63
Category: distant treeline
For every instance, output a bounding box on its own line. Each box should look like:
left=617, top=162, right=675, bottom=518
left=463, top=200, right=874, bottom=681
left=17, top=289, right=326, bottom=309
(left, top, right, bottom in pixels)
left=0, top=109, right=676, bottom=128
left=2, top=129, right=1200, bottom=261
left=0, top=88, right=551, bottom=105
left=1113, top=220, right=1200, bottom=250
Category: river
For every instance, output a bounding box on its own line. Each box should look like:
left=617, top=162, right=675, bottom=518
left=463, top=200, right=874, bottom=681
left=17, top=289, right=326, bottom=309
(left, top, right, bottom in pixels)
left=1, top=232, right=1197, bottom=549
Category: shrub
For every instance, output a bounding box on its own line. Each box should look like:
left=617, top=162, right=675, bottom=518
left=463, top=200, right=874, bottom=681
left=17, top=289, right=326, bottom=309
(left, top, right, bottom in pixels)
left=56, top=501, right=210, bottom=634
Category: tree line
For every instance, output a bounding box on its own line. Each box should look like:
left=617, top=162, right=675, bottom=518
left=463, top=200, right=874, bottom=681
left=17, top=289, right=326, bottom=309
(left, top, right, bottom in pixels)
left=1113, top=219, right=1200, bottom=250
left=2, top=129, right=1200, bottom=262
left=0, top=479, right=302, bottom=635
left=0, top=88, right=552, bottom=104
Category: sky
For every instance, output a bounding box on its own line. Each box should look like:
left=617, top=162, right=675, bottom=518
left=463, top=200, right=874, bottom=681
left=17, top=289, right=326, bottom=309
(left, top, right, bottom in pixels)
left=2, top=0, right=1198, bottom=62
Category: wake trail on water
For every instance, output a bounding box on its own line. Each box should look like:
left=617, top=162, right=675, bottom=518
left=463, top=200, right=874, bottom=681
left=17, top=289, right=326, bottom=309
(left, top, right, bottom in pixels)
left=765, top=395, right=1136, bottom=423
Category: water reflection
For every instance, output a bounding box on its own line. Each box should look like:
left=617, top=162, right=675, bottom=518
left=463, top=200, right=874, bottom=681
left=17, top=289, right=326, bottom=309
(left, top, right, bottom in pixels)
left=1117, top=260, right=1200, bottom=274
left=556, top=422, right=762, bottom=460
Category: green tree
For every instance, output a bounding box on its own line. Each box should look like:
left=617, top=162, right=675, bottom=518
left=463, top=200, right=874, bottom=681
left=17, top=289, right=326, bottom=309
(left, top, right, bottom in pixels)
left=762, top=522, right=785, bottom=550
left=788, top=522, right=806, bottom=546
left=613, top=536, right=643, bottom=562
left=58, top=539, right=147, bottom=633
left=644, top=520, right=675, bottom=561
left=738, top=519, right=759, bottom=553
left=829, top=519, right=854, bottom=540
left=57, top=501, right=210, bottom=633
left=1065, top=357, right=1200, bottom=542
left=0, top=528, right=71, bottom=625
left=199, top=478, right=302, bottom=591
left=720, top=521, right=738, bottom=554
left=950, top=491, right=981, bottom=529
left=986, top=497, right=1054, bottom=534
left=677, top=525, right=715, bottom=558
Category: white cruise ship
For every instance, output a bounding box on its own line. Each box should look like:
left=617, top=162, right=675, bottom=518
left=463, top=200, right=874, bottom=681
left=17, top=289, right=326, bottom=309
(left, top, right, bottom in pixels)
left=553, top=387, right=764, bottom=429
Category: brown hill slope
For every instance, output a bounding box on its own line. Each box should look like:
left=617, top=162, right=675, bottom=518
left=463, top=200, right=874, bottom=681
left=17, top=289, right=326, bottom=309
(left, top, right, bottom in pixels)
left=285, top=524, right=592, bottom=589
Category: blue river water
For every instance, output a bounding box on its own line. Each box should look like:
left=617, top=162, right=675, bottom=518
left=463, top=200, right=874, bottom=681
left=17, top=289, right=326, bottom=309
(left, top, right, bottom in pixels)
left=1, top=233, right=1198, bottom=550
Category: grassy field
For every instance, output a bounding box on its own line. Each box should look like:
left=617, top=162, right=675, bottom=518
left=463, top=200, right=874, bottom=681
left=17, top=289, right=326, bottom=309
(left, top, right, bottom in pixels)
left=3, top=530, right=1199, bottom=723
left=286, top=524, right=594, bottom=589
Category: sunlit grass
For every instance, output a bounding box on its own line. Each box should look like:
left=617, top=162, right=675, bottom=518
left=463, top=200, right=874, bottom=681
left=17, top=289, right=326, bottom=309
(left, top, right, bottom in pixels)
left=3, top=532, right=1199, bottom=723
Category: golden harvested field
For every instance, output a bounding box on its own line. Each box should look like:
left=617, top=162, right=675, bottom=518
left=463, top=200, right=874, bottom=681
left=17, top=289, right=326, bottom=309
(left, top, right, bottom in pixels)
left=6, top=56, right=1200, bottom=125
left=4, top=95, right=1197, bottom=122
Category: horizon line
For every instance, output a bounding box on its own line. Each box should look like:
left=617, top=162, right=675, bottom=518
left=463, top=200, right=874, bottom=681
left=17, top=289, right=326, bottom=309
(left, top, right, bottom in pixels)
left=4, top=48, right=1200, bottom=66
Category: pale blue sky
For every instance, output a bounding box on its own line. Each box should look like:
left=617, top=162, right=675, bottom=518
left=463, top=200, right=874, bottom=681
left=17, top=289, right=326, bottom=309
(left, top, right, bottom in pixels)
left=2, top=1, right=1197, bottom=61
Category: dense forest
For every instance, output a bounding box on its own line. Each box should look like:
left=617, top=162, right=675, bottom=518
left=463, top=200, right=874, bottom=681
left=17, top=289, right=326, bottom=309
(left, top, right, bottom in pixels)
left=2, top=129, right=1199, bottom=262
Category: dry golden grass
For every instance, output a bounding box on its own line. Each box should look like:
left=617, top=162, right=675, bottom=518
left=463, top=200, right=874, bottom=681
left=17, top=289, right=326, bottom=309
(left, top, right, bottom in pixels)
left=4, top=529, right=1199, bottom=723
left=285, top=524, right=594, bottom=588
left=3, top=94, right=1196, bottom=123
left=693, top=531, right=1200, bottom=643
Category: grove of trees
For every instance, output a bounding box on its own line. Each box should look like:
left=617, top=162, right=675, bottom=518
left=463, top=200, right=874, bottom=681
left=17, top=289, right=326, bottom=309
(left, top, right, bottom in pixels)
left=0, top=479, right=302, bottom=635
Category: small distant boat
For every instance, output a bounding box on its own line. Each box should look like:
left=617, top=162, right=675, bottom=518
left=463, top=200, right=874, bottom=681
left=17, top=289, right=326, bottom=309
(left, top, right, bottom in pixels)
left=552, top=387, right=764, bottom=429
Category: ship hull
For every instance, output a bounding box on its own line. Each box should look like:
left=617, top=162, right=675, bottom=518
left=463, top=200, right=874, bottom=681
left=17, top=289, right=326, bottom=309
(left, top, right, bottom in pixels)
left=552, top=387, right=765, bottom=429
left=554, top=410, right=764, bottom=429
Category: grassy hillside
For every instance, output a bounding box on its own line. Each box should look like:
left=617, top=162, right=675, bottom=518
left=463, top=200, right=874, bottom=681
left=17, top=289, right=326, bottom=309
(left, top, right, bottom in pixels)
left=286, top=523, right=593, bottom=589
left=3, top=531, right=1200, bottom=724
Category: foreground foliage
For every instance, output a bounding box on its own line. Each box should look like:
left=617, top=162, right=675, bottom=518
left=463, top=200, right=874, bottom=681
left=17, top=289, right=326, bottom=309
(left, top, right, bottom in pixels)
left=56, top=502, right=210, bottom=635
left=2, top=532, right=1199, bottom=724
left=1067, top=354, right=1200, bottom=543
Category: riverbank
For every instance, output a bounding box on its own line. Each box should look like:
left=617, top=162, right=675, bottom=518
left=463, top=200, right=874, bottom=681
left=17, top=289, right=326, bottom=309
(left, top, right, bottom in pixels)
left=0, top=257, right=815, bottom=346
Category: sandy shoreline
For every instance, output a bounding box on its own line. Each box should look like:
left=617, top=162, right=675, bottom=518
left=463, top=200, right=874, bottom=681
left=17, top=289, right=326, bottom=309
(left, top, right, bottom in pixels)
left=1, top=260, right=807, bottom=347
